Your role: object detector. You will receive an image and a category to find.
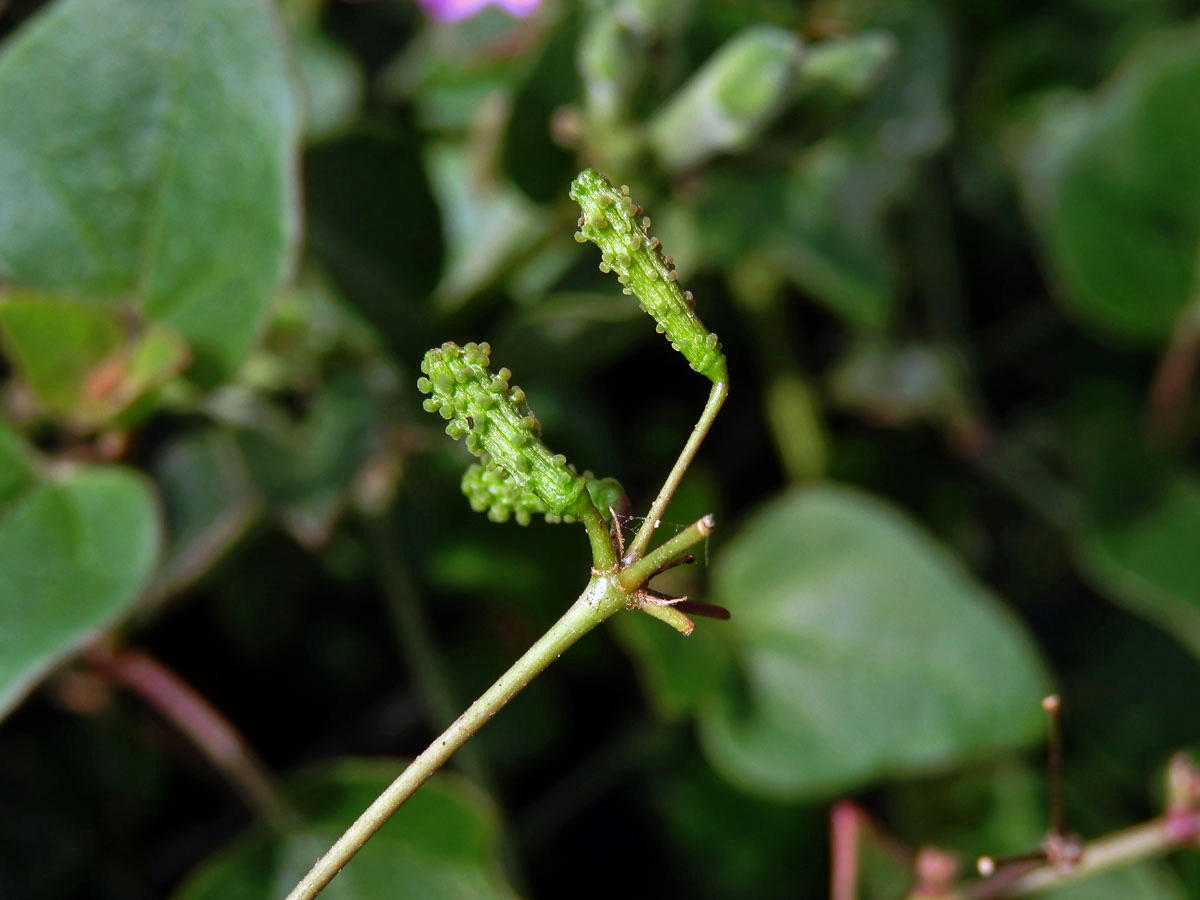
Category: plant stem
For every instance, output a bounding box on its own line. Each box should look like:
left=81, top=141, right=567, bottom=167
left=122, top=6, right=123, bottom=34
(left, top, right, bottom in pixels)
left=624, top=380, right=728, bottom=564
left=1146, top=292, right=1200, bottom=442
left=968, top=813, right=1200, bottom=898
left=581, top=505, right=617, bottom=569
left=284, top=575, right=628, bottom=900
left=619, top=514, right=715, bottom=591
left=85, top=645, right=297, bottom=833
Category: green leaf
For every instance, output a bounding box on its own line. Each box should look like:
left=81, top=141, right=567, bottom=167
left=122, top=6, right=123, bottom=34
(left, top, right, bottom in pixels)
left=1010, top=25, right=1200, bottom=341
left=0, top=291, right=189, bottom=426
left=150, top=429, right=261, bottom=599
left=427, top=142, right=546, bottom=311
left=173, top=758, right=521, bottom=900
left=647, top=26, right=804, bottom=173
left=698, top=485, right=1050, bottom=799
left=237, top=371, right=380, bottom=548
left=0, top=421, right=36, bottom=507
left=0, top=465, right=159, bottom=718
left=1076, top=473, right=1200, bottom=659
left=1044, top=864, right=1190, bottom=900
left=0, top=292, right=122, bottom=415
left=0, top=0, right=300, bottom=382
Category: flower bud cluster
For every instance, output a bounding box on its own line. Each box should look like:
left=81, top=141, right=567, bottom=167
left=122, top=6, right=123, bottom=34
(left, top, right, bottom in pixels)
left=418, top=341, right=611, bottom=522
left=569, top=168, right=728, bottom=384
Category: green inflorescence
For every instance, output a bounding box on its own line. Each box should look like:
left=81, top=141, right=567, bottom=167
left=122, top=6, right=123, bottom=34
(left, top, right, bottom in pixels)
left=418, top=341, right=620, bottom=524
left=461, top=463, right=553, bottom=525
left=569, top=169, right=728, bottom=385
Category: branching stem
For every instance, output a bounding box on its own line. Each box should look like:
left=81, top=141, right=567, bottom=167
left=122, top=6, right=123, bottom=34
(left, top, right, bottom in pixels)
left=284, top=575, right=628, bottom=900
left=624, top=380, right=728, bottom=563
left=969, top=813, right=1200, bottom=898
left=619, top=514, right=714, bottom=591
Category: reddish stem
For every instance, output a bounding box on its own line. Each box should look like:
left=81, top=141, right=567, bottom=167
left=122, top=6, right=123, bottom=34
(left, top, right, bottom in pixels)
left=86, top=644, right=295, bottom=830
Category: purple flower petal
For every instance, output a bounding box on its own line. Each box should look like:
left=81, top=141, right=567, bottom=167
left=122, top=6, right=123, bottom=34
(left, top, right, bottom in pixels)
left=415, top=0, right=542, bottom=22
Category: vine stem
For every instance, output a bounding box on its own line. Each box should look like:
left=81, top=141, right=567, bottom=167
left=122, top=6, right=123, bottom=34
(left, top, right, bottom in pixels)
left=84, top=645, right=297, bottom=833
left=1146, top=292, right=1200, bottom=441
left=968, top=812, right=1200, bottom=898
left=624, top=380, right=728, bottom=564
left=284, top=575, right=628, bottom=900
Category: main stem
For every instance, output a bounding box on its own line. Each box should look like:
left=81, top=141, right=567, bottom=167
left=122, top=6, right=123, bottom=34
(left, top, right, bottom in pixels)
left=624, top=380, right=728, bottom=563
left=284, top=575, right=627, bottom=900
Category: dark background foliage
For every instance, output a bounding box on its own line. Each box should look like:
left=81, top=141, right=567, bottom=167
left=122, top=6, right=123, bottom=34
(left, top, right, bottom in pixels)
left=3, top=0, right=1200, bottom=897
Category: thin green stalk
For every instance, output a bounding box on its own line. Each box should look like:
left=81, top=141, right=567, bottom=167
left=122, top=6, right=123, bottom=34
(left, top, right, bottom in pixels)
left=624, top=381, right=727, bottom=563
left=619, top=514, right=715, bottom=591
left=284, top=575, right=628, bottom=900
left=581, top=505, right=617, bottom=570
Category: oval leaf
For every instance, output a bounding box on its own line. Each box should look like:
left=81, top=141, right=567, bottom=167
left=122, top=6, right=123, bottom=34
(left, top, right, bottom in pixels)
left=1076, top=473, right=1200, bottom=659
left=1011, top=26, right=1200, bottom=341
left=699, top=485, right=1050, bottom=799
left=0, top=465, right=159, bottom=718
left=174, top=758, right=521, bottom=900
left=0, top=0, right=300, bottom=382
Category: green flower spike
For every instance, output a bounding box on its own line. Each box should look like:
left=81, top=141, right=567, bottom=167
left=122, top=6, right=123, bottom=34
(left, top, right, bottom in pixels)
left=569, top=169, right=728, bottom=385
left=418, top=341, right=620, bottom=523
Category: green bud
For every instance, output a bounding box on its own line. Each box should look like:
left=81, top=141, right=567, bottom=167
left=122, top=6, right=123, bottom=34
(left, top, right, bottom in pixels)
left=570, top=170, right=728, bottom=384
left=419, top=341, right=622, bottom=520
left=461, top=463, right=561, bottom=526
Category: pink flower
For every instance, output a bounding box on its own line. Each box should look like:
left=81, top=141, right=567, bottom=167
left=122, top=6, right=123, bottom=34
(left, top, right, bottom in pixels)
left=416, top=0, right=541, bottom=23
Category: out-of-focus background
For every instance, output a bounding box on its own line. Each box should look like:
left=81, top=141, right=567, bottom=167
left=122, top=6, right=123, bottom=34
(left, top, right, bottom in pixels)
left=2, top=0, right=1200, bottom=897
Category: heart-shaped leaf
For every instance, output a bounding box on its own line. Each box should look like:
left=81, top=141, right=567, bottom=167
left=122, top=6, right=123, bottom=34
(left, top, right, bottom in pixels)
left=694, top=485, right=1050, bottom=799
left=0, top=0, right=300, bottom=382
left=0, top=459, right=159, bottom=718
left=1010, top=26, right=1200, bottom=341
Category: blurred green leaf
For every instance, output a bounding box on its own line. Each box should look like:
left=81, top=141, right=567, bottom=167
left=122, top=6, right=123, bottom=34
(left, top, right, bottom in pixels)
left=0, top=0, right=300, bottom=382
left=236, top=371, right=384, bottom=549
left=613, top=607, right=732, bottom=721
left=1076, top=473, right=1200, bottom=660
left=0, top=464, right=159, bottom=718
left=0, top=292, right=122, bottom=416
left=1010, top=25, right=1200, bottom=342
left=0, top=291, right=190, bottom=427
left=647, top=757, right=823, bottom=900
left=648, top=25, right=804, bottom=173
left=796, top=31, right=896, bottom=98
left=427, top=141, right=547, bottom=310
left=174, top=758, right=521, bottom=900
left=150, top=428, right=262, bottom=599
left=295, top=31, right=363, bottom=142
left=1045, top=864, right=1190, bottom=900
left=698, top=485, right=1050, bottom=799
left=0, top=422, right=35, bottom=507
left=828, top=340, right=973, bottom=431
